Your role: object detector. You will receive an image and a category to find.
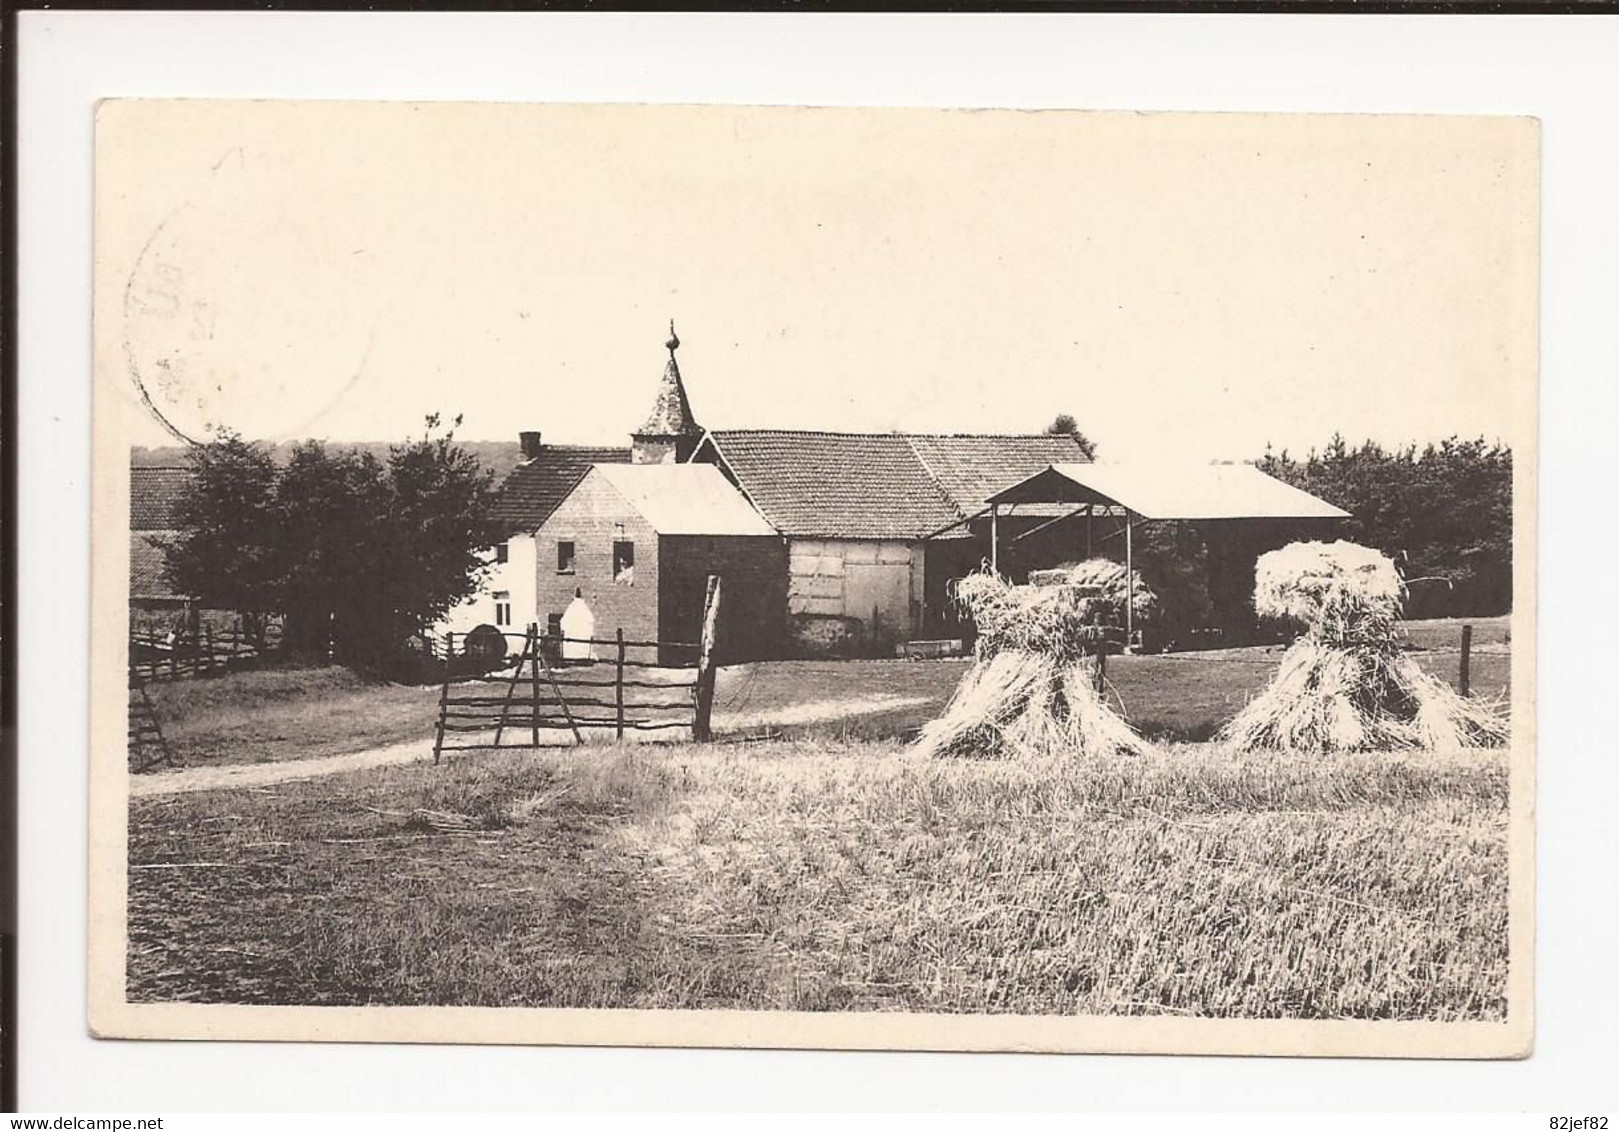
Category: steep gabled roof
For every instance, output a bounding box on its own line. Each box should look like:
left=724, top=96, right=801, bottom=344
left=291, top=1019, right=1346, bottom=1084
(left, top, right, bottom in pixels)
left=592, top=464, right=776, bottom=536
left=636, top=325, right=702, bottom=438
left=130, top=467, right=194, bottom=531
left=492, top=445, right=633, bottom=532
left=637, top=355, right=702, bottom=438
left=702, top=430, right=1088, bottom=540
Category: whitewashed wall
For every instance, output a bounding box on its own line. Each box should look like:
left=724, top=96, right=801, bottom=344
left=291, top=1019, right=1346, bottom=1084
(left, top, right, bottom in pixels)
left=435, top=533, right=537, bottom=638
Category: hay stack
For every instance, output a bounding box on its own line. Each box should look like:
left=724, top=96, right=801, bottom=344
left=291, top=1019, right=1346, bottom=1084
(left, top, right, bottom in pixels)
left=1222, top=540, right=1508, bottom=754
left=915, top=565, right=1153, bottom=759
left=1026, top=558, right=1158, bottom=626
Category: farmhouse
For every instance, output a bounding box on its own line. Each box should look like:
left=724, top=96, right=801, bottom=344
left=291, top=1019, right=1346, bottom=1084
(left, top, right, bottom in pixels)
left=442, top=435, right=633, bottom=637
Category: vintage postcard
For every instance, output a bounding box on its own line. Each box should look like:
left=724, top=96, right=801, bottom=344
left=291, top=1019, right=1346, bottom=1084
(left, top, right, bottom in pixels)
left=88, top=101, right=1537, bottom=1057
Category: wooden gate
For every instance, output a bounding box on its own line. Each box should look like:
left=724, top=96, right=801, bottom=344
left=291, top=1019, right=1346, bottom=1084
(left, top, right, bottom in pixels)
left=433, top=575, right=723, bottom=760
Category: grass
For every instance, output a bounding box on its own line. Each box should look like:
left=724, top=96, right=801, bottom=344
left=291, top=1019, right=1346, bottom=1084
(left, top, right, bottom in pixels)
left=143, top=616, right=1511, bottom=765
left=128, top=738, right=1510, bottom=1020
left=145, top=665, right=439, bottom=767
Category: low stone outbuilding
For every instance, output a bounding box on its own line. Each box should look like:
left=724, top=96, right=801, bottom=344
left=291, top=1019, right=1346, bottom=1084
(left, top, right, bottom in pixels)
left=532, top=463, right=787, bottom=664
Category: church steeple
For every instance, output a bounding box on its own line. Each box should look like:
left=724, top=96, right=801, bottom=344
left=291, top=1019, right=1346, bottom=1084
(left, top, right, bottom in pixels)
left=632, top=320, right=703, bottom=464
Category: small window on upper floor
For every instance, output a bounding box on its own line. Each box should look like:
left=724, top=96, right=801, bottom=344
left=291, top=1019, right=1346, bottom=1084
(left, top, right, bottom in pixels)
left=557, top=540, right=576, bottom=574
left=494, top=542, right=509, bottom=564
left=613, top=540, right=635, bottom=585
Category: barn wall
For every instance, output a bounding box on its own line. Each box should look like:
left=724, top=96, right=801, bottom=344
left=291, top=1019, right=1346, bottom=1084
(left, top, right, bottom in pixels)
left=658, top=535, right=788, bottom=663
left=787, top=537, right=921, bottom=654
left=534, top=473, right=661, bottom=655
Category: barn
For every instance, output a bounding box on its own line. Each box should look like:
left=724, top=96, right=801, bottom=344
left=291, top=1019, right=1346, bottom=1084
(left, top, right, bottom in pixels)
left=689, top=430, right=1090, bottom=654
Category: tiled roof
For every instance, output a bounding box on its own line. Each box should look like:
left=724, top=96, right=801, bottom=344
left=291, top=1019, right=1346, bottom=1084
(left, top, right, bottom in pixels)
left=492, top=444, right=633, bottom=531
left=704, top=430, right=1091, bottom=540
left=130, top=532, right=185, bottom=600
left=907, top=433, right=1094, bottom=513
left=130, top=467, right=194, bottom=531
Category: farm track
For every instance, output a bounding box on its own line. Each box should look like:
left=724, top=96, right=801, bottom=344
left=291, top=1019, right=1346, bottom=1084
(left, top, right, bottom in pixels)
left=130, top=692, right=936, bottom=797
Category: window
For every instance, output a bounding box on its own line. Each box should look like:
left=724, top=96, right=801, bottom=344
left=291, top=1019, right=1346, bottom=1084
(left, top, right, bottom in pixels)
left=494, top=542, right=509, bottom=564
left=493, top=591, right=511, bottom=627
left=557, top=540, right=575, bottom=574
left=613, top=539, right=635, bottom=585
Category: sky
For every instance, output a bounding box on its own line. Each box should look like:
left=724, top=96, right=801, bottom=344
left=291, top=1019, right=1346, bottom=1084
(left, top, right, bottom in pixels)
left=97, top=101, right=1538, bottom=462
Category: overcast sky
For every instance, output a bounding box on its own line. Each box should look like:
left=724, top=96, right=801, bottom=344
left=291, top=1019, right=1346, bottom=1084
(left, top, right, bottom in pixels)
left=98, top=101, right=1537, bottom=462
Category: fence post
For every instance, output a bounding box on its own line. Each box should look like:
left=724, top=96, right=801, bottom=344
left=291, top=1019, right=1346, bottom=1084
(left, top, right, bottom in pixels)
left=692, top=574, right=723, bottom=742
left=529, top=624, right=542, bottom=749
left=1460, top=623, right=1473, bottom=698
left=615, top=628, right=626, bottom=740
left=1094, top=639, right=1108, bottom=695
left=433, top=631, right=454, bottom=764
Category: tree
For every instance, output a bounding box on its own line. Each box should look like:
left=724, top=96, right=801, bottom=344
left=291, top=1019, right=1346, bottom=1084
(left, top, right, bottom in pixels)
left=165, top=416, right=505, bottom=670
left=1044, top=413, right=1098, bottom=460
left=163, top=433, right=280, bottom=647
left=1258, top=434, right=1513, bottom=616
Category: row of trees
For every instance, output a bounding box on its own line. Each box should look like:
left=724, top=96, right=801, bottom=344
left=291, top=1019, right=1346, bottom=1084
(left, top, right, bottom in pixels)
left=164, top=416, right=505, bottom=670
left=1257, top=435, right=1514, bottom=616
left=1045, top=415, right=1514, bottom=623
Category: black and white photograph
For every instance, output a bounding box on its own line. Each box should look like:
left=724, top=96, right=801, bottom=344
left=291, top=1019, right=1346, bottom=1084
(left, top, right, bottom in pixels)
left=87, top=100, right=1536, bottom=1057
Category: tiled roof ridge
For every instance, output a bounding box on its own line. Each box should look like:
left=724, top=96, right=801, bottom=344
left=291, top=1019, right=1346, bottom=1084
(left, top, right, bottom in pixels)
left=712, top=427, right=1072, bottom=440
left=523, top=443, right=631, bottom=454
left=902, top=435, right=969, bottom=524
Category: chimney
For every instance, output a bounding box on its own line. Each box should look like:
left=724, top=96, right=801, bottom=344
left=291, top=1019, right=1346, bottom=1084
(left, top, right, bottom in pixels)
left=519, top=431, right=543, bottom=461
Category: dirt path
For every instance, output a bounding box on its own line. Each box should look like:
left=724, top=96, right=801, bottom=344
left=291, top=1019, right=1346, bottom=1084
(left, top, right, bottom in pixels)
left=131, top=692, right=935, bottom=798
left=128, top=739, right=440, bottom=798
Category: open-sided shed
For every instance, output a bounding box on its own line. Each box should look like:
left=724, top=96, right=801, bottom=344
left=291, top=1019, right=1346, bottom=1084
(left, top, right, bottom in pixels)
left=979, top=462, right=1349, bottom=646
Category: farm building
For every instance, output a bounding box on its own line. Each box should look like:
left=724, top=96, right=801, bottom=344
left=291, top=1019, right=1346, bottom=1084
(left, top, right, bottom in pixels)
left=129, top=466, right=194, bottom=616
left=440, top=327, right=785, bottom=662
left=688, top=429, right=1090, bottom=653
left=439, top=434, right=632, bottom=638
left=442, top=325, right=1349, bottom=659
left=443, top=326, right=1092, bottom=658
left=529, top=463, right=786, bottom=664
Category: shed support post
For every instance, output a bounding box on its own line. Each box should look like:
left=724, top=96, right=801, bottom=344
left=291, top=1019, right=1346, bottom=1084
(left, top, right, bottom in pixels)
left=990, top=503, right=1000, bottom=574
left=1125, top=512, right=1135, bottom=652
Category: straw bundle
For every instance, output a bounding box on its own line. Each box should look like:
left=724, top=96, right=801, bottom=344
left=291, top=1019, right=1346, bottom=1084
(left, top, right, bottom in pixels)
left=1223, top=540, right=1508, bottom=754
left=914, top=567, right=1153, bottom=759
left=1027, top=558, right=1159, bottom=625
left=1253, top=540, right=1403, bottom=645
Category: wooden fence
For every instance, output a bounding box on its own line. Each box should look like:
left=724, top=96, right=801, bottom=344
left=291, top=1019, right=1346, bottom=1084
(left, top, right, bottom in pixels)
left=433, top=575, right=723, bottom=759
left=130, top=624, right=281, bottom=682
left=128, top=670, right=176, bottom=773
